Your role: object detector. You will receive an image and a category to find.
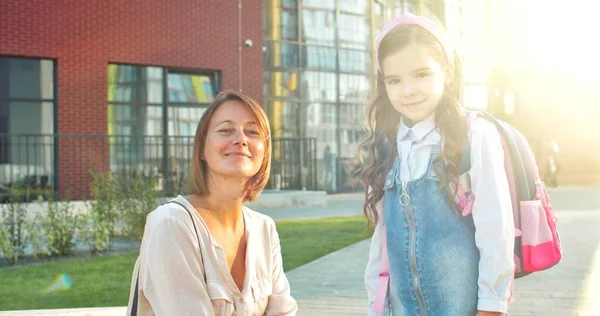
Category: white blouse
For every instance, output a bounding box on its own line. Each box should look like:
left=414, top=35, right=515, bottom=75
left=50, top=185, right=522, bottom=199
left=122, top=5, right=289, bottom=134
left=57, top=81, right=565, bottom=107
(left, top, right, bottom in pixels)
left=127, top=195, right=298, bottom=316
left=365, top=114, right=515, bottom=314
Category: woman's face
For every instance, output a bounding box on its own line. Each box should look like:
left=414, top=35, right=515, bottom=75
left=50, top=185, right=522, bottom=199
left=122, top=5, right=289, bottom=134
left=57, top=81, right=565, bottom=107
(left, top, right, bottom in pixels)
left=202, top=100, right=266, bottom=180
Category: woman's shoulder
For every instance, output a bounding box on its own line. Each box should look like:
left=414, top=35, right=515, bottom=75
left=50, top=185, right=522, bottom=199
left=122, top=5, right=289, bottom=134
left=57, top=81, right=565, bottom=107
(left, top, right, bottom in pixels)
left=145, top=198, right=194, bottom=229
left=243, top=206, right=278, bottom=234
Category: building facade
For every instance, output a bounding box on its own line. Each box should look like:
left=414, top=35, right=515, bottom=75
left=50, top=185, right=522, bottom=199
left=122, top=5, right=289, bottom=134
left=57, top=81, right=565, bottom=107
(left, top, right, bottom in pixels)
left=263, top=0, right=492, bottom=192
left=0, top=0, right=263, bottom=198
left=5, top=1, right=573, bottom=198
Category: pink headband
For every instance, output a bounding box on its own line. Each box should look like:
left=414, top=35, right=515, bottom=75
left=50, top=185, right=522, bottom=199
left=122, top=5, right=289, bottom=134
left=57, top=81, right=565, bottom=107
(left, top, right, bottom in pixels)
left=374, top=13, right=454, bottom=73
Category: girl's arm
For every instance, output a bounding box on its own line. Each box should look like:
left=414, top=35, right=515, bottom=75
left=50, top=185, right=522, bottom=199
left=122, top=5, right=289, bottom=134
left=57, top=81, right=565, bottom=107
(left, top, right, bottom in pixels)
left=469, top=118, right=515, bottom=314
left=365, top=193, right=387, bottom=315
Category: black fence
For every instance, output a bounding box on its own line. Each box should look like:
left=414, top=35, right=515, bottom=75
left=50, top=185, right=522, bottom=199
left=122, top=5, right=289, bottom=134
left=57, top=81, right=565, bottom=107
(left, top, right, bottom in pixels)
left=269, top=137, right=317, bottom=191
left=0, top=134, right=317, bottom=201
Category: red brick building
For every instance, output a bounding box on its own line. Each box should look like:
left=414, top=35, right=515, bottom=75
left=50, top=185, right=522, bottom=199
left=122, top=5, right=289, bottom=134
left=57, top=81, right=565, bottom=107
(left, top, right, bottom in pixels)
left=0, top=1, right=263, bottom=198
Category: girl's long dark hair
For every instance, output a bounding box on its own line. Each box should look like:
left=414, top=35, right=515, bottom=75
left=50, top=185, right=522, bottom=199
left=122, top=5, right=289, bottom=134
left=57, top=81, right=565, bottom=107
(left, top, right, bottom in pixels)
left=358, top=25, right=467, bottom=227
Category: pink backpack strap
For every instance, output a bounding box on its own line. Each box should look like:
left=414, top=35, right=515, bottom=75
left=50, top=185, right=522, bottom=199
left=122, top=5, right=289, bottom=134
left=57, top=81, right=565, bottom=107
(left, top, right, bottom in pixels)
left=373, top=223, right=390, bottom=312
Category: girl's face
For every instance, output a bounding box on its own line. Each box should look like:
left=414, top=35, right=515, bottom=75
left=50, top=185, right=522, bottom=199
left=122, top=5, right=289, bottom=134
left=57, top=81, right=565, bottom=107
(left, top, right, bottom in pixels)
left=381, top=43, right=447, bottom=126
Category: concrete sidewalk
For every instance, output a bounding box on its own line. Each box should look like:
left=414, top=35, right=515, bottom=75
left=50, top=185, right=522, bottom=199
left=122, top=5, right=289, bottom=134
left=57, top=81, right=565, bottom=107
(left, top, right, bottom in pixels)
left=285, top=187, right=600, bottom=315
left=285, top=210, right=600, bottom=315
left=286, top=240, right=371, bottom=315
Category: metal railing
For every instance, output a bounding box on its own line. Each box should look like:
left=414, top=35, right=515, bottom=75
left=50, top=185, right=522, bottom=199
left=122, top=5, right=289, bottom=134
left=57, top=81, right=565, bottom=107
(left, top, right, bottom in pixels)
left=269, top=137, right=318, bottom=191
left=0, top=134, right=318, bottom=201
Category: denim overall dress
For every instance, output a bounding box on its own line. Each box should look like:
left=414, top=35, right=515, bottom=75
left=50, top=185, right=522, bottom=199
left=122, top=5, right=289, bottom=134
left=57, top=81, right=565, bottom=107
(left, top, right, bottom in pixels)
left=384, top=143, right=480, bottom=316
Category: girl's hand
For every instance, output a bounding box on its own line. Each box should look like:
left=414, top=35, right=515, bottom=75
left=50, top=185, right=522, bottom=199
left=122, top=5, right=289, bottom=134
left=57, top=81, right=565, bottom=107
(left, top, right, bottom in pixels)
left=476, top=311, right=504, bottom=316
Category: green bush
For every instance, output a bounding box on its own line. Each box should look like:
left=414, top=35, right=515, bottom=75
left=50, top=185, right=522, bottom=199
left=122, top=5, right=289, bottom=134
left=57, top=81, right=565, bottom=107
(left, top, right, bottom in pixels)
left=35, top=193, right=79, bottom=257
left=119, top=172, right=159, bottom=240
left=80, top=172, right=120, bottom=255
left=0, top=185, right=31, bottom=264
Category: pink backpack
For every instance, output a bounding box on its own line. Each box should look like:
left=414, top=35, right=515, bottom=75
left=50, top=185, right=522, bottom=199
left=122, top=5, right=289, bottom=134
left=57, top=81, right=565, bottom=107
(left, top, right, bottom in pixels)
left=372, top=110, right=562, bottom=313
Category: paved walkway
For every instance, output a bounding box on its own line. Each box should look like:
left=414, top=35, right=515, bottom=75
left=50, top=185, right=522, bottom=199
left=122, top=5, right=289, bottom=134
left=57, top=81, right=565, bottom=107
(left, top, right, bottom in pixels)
left=286, top=208, right=600, bottom=316
left=286, top=240, right=370, bottom=315
left=284, top=187, right=600, bottom=315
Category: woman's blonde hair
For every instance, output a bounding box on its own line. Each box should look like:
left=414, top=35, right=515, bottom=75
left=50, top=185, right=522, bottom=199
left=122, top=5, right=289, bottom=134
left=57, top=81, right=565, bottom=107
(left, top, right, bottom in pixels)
left=188, top=90, right=271, bottom=202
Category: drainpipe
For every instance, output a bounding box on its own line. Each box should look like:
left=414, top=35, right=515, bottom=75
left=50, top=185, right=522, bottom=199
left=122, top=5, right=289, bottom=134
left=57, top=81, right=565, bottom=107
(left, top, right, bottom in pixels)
left=238, top=0, right=243, bottom=92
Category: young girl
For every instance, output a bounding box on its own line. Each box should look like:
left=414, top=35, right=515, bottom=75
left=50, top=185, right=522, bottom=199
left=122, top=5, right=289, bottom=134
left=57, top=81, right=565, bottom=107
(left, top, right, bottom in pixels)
left=361, top=13, right=514, bottom=316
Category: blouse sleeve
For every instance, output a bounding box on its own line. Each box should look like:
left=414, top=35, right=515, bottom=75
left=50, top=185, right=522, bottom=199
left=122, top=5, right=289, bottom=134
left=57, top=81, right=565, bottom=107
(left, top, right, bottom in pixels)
left=138, top=213, right=215, bottom=316
left=264, top=219, right=298, bottom=316
left=469, top=118, right=515, bottom=313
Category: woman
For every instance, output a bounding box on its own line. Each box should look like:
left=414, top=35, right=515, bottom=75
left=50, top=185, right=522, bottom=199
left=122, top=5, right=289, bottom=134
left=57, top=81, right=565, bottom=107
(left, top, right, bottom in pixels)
left=127, top=90, right=298, bottom=316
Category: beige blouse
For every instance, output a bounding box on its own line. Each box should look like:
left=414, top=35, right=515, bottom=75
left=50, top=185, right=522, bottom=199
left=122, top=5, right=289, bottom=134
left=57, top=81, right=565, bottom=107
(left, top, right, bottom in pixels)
left=126, top=196, right=298, bottom=316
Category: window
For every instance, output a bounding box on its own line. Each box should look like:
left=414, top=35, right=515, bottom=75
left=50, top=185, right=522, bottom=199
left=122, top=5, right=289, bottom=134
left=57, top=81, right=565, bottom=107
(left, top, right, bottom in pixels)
left=338, top=48, right=369, bottom=73
left=0, top=57, right=54, bottom=135
left=302, top=9, right=336, bottom=45
left=0, top=56, right=55, bottom=187
left=108, top=64, right=218, bottom=137
left=281, top=10, right=298, bottom=40
left=107, top=64, right=219, bottom=176
left=300, top=71, right=337, bottom=102
left=339, top=0, right=368, bottom=14
left=167, top=72, right=215, bottom=137
left=302, top=45, right=337, bottom=70
left=264, top=41, right=300, bottom=69
left=339, top=74, right=369, bottom=101
left=338, top=13, right=369, bottom=49
left=303, top=0, right=334, bottom=10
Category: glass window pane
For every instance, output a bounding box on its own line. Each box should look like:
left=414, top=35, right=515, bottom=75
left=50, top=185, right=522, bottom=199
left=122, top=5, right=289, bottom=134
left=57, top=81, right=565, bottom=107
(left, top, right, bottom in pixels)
left=375, top=2, right=384, bottom=16
left=168, top=73, right=216, bottom=103
left=116, top=65, right=137, bottom=82
left=339, top=102, right=363, bottom=192
left=264, top=41, right=299, bottom=68
left=267, top=100, right=299, bottom=139
left=282, top=0, right=297, bottom=8
left=0, top=57, right=54, bottom=100
left=303, top=0, right=334, bottom=10
left=302, top=9, right=335, bottom=45
left=108, top=104, right=163, bottom=136
left=339, top=49, right=368, bottom=72
left=339, top=13, right=369, bottom=48
left=0, top=132, right=54, bottom=187
left=304, top=102, right=337, bottom=191
left=339, top=0, right=368, bottom=14
left=168, top=107, right=206, bottom=137
left=281, top=10, right=298, bottom=40
left=7, top=101, right=54, bottom=134
left=108, top=64, right=163, bottom=104
left=302, top=45, right=337, bottom=70
left=281, top=42, right=299, bottom=68
left=264, top=71, right=299, bottom=99
left=394, top=2, right=411, bottom=16
left=0, top=102, right=7, bottom=134
left=339, top=74, right=369, bottom=102
left=300, top=71, right=337, bottom=102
